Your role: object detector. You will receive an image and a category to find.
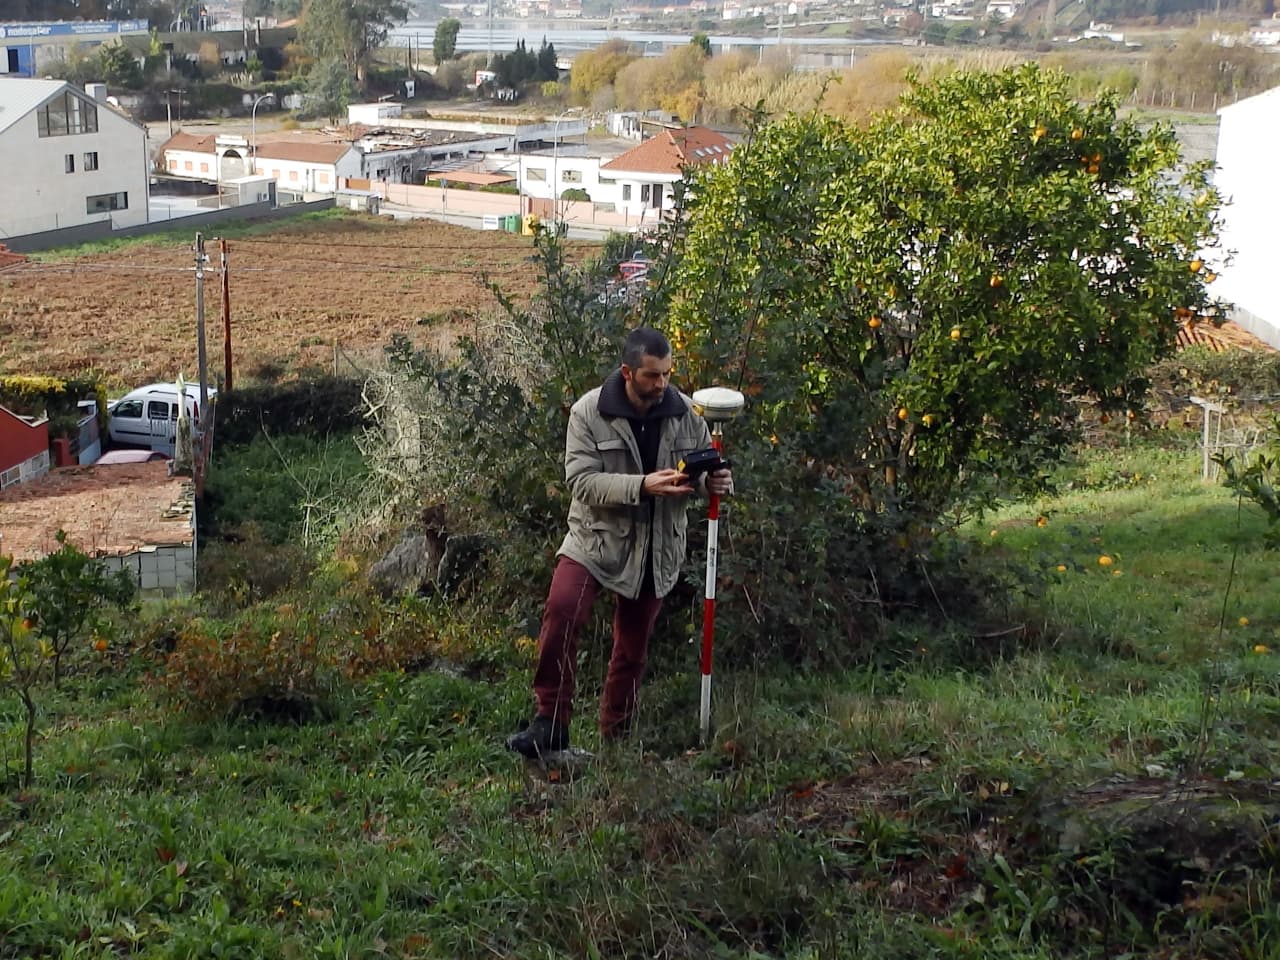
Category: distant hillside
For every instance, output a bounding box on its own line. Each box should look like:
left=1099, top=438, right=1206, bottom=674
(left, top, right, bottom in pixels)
left=1016, top=0, right=1274, bottom=27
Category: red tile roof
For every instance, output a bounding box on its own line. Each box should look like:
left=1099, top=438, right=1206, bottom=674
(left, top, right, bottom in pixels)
left=257, top=139, right=355, bottom=165
left=601, top=126, right=735, bottom=176
left=0, top=461, right=193, bottom=563
left=157, top=130, right=218, bottom=155
left=1176, top=320, right=1275, bottom=354
left=157, top=130, right=355, bottom=165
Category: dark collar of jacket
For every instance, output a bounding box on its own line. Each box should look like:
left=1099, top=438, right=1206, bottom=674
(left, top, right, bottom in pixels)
left=597, top=367, right=685, bottom=420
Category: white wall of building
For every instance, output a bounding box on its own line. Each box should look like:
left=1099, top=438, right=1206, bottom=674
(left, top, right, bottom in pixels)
left=0, top=86, right=147, bottom=238
left=514, top=153, right=618, bottom=205
left=348, top=102, right=403, bottom=124
left=254, top=153, right=361, bottom=193
left=163, top=146, right=360, bottom=194
left=504, top=152, right=681, bottom=217
left=1214, top=87, right=1280, bottom=349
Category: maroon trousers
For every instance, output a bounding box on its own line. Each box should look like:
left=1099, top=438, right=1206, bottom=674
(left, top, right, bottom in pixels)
left=533, top=556, right=664, bottom=735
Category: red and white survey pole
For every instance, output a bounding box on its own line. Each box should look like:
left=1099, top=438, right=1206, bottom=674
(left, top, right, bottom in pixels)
left=691, top=387, right=745, bottom=745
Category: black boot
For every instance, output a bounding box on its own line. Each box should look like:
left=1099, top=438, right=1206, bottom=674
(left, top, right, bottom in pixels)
left=506, top=715, right=569, bottom=759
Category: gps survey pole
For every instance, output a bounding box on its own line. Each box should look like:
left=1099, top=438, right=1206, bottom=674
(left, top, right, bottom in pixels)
left=690, top=387, right=745, bottom=745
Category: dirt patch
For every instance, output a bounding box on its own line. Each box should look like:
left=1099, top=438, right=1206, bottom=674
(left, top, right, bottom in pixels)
left=0, top=215, right=557, bottom=386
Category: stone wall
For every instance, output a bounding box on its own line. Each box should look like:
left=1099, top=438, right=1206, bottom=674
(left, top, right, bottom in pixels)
left=99, top=543, right=196, bottom=597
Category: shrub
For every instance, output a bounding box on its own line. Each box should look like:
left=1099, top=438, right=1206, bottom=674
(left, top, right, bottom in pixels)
left=197, top=522, right=316, bottom=613
left=655, top=65, right=1225, bottom=661
left=360, top=232, right=639, bottom=591
left=0, top=557, right=47, bottom=787
left=214, top=376, right=365, bottom=445
left=154, top=606, right=344, bottom=721
left=1150, top=346, right=1280, bottom=412
left=23, top=531, right=136, bottom=687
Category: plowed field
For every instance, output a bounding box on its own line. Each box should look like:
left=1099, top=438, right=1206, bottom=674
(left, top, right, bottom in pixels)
left=0, top=213, right=552, bottom=386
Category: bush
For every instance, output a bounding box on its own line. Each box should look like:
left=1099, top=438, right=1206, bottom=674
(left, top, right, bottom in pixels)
left=197, top=522, right=316, bottom=614
left=153, top=573, right=503, bottom=720
left=1150, top=346, right=1280, bottom=412
left=214, top=376, right=365, bottom=445
left=654, top=65, right=1224, bottom=662
left=154, top=605, right=345, bottom=721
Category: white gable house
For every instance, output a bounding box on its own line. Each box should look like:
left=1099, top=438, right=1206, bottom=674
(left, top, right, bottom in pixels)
left=0, top=78, right=148, bottom=240
left=1214, top=86, right=1280, bottom=350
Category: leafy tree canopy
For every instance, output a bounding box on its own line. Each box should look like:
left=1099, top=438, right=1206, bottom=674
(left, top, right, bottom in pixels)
left=567, top=38, right=638, bottom=106
left=432, top=16, right=460, bottom=64
left=305, top=56, right=353, bottom=122
left=667, top=64, right=1226, bottom=520
left=298, top=0, right=407, bottom=89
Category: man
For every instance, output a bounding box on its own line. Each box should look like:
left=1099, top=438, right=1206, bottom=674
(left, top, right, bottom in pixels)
left=507, top=327, right=734, bottom=757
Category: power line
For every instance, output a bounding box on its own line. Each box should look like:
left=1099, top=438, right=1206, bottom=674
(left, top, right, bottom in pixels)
left=1, top=260, right=525, bottom=278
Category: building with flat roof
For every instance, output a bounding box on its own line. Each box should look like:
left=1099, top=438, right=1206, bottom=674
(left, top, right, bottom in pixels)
left=0, top=19, right=148, bottom=78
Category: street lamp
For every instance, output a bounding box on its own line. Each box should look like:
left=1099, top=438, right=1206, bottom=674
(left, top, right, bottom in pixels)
left=250, top=93, right=275, bottom=175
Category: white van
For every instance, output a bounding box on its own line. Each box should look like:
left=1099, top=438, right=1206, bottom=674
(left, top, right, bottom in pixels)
left=106, top=383, right=217, bottom=452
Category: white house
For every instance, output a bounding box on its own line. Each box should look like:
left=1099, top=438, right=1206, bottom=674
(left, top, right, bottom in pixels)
left=512, top=149, right=606, bottom=203
left=1214, top=86, right=1280, bottom=350
left=599, top=126, right=734, bottom=217
left=0, top=78, right=148, bottom=239
left=158, top=129, right=361, bottom=194
left=503, top=126, right=734, bottom=217
left=157, top=125, right=512, bottom=194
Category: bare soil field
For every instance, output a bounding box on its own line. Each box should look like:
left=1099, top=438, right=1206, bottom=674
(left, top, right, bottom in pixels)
left=0, top=212, right=555, bottom=388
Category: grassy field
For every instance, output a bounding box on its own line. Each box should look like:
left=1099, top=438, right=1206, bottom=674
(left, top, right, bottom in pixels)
left=2, top=438, right=1279, bottom=958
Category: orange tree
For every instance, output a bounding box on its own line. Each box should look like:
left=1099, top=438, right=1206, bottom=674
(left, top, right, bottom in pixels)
left=656, top=65, right=1226, bottom=660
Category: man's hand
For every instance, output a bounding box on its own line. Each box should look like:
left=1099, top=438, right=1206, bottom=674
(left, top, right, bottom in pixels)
left=643, top=469, right=693, bottom=497
left=707, top=468, right=733, bottom=497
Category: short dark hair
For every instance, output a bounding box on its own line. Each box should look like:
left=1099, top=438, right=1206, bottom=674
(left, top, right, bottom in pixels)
left=622, top=327, right=671, bottom=369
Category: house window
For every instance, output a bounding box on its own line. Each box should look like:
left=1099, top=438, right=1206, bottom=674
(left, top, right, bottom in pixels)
left=289, top=170, right=299, bottom=181
left=527, top=166, right=547, bottom=182
left=561, top=169, right=582, bottom=184
left=184, top=161, right=193, bottom=171
left=65, top=154, right=75, bottom=173
left=599, top=176, right=615, bottom=185
left=622, top=184, right=631, bottom=201
left=86, top=191, right=128, bottom=214
left=168, top=159, right=177, bottom=170
left=199, top=162, right=209, bottom=173
left=37, top=91, right=98, bottom=137
left=318, top=172, right=330, bottom=184
left=640, top=184, right=650, bottom=203
left=83, top=151, right=99, bottom=171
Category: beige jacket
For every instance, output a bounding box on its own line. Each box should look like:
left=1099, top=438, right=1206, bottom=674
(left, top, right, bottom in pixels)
left=557, top=375, right=713, bottom=599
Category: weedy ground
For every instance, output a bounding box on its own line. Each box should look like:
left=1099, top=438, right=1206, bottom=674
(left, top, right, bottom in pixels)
left=1, top=439, right=1278, bottom=959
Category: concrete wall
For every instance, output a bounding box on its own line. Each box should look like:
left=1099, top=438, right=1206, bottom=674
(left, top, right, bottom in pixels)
left=99, top=543, right=196, bottom=597
left=1214, top=88, right=1280, bottom=350
left=0, top=84, right=148, bottom=238
left=3, top=198, right=336, bottom=253
left=351, top=178, right=655, bottom=231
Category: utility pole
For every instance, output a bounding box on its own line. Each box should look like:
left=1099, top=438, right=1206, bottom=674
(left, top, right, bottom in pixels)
left=220, top=239, right=233, bottom=392
left=194, top=233, right=210, bottom=414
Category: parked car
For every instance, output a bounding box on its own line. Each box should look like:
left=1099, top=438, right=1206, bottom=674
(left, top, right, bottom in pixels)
left=106, top=383, right=217, bottom=450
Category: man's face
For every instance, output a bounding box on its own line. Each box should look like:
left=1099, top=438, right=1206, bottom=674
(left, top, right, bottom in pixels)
left=622, top=352, right=673, bottom=411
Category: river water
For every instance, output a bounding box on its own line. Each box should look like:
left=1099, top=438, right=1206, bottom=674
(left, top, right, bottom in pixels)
left=387, top=21, right=879, bottom=55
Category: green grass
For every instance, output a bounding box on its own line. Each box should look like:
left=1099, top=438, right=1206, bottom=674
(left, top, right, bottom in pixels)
left=3, top=438, right=1280, bottom=958
left=26, top=209, right=356, bottom=263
